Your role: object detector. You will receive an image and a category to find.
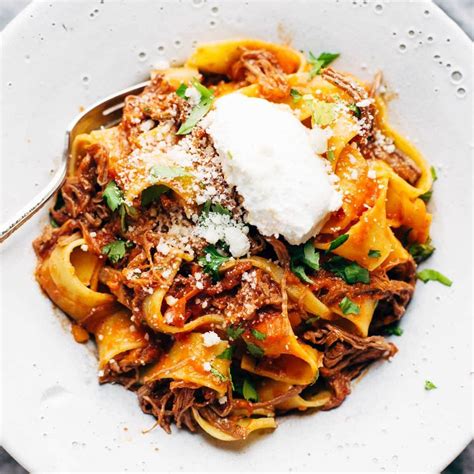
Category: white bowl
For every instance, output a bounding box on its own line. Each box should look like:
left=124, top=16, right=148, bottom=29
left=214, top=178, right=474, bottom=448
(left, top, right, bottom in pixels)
left=1, top=0, right=472, bottom=471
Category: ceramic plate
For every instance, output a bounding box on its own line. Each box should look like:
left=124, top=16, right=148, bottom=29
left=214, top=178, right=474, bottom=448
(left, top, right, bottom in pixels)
left=1, top=0, right=472, bottom=471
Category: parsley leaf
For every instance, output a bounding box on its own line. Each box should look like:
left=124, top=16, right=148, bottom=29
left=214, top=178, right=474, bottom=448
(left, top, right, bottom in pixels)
left=141, top=184, right=169, bottom=206
left=290, top=88, right=302, bottom=103
left=210, top=366, right=228, bottom=382
left=201, top=200, right=231, bottom=217
left=324, top=255, right=370, bottom=284
left=327, top=149, right=335, bottom=162
left=347, top=103, right=361, bottom=118
left=226, top=324, right=245, bottom=341
left=308, top=51, right=340, bottom=78
left=49, top=215, right=59, bottom=228
left=151, top=165, right=190, bottom=180
left=102, top=240, right=127, bottom=263
left=251, top=329, right=266, bottom=341
left=368, top=249, right=382, bottom=258
left=175, top=83, right=188, bottom=98
left=289, top=241, right=320, bottom=283
left=408, top=239, right=435, bottom=263
left=305, top=316, right=321, bottom=325
left=103, top=181, right=123, bottom=212
left=216, top=346, right=234, bottom=360
left=246, top=342, right=264, bottom=358
left=384, top=324, right=404, bottom=336
left=176, top=80, right=214, bottom=135
left=417, top=269, right=452, bottom=286
left=198, top=245, right=229, bottom=281
left=242, top=378, right=259, bottom=402
left=339, top=296, right=360, bottom=315
left=430, top=166, right=438, bottom=182
left=328, top=234, right=349, bottom=251
left=424, top=380, right=437, bottom=390
left=419, top=189, right=432, bottom=203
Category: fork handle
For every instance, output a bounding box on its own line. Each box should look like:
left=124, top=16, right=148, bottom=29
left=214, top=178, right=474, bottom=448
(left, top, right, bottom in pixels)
left=0, top=164, right=67, bottom=243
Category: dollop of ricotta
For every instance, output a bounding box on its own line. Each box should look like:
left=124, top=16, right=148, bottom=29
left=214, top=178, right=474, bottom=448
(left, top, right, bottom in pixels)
left=205, top=93, right=342, bottom=245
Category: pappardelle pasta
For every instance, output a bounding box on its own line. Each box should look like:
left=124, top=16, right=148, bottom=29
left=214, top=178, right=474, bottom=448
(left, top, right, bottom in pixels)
left=34, top=39, right=435, bottom=441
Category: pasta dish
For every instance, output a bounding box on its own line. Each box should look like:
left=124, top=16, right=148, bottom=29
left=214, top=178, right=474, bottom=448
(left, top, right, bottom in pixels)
left=33, top=39, right=438, bottom=441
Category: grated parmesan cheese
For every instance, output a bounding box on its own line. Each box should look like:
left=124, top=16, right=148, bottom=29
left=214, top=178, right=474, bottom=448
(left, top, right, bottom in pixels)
left=202, top=331, right=221, bottom=347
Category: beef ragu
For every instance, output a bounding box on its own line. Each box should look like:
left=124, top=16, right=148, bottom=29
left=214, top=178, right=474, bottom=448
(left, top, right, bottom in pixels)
left=33, top=39, right=436, bottom=441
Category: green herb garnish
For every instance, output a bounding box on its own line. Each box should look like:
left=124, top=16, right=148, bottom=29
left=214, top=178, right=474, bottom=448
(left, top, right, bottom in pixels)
left=384, top=325, right=404, bottom=336
left=327, top=149, right=335, bottom=162
left=176, top=80, right=214, bottom=135
left=308, top=51, right=340, bottom=78
left=289, top=241, right=320, bottom=283
left=417, top=269, right=452, bottom=286
left=198, top=245, right=230, bottom=281
left=408, top=239, right=435, bottom=263
left=324, top=255, right=370, bottom=284
left=210, top=366, right=228, bottom=382
left=251, top=329, right=266, bottom=341
left=328, top=234, right=349, bottom=251
left=151, top=165, right=190, bottom=180
left=50, top=215, right=59, bottom=228
left=201, top=200, right=232, bottom=217
left=102, top=240, right=127, bottom=263
left=226, top=324, right=245, bottom=341
left=424, top=380, right=437, bottom=390
left=242, top=378, right=259, bottom=402
left=419, top=190, right=432, bottom=203
left=246, top=342, right=264, bottom=358
left=141, top=184, right=169, bottom=206
left=430, top=166, right=437, bottom=181
left=290, top=88, right=302, bottom=103
left=103, top=181, right=123, bottom=212
left=347, top=103, right=361, bottom=118
left=175, top=83, right=188, bottom=98
left=216, top=346, right=234, bottom=360
left=339, top=296, right=360, bottom=315
left=368, top=249, right=382, bottom=258
left=305, top=316, right=321, bottom=325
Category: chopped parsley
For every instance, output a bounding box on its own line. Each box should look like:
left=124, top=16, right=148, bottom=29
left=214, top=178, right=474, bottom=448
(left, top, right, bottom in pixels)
left=242, top=378, right=259, bottom=402
left=347, top=103, right=361, bottom=118
left=246, top=342, right=264, bottom=358
left=54, top=191, right=65, bottom=210
left=368, top=249, right=382, bottom=258
left=289, top=241, right=320, bottom=284
left=384, top=324, right=404, bottom=336
left=201, top=200, right=232, bottom=217
left=141, top=184, right=169, bottom=206
left=408, top=239, right=435, bottom=263
left=339, top=296, right=360, bottom=315
left=226, top=324, right=245, bottom=341
left=324, top=255, right=370, bottom=284
left=305, top=316, right=321, bottom=325
left=417, top=269, right=452, bottom=286
left=198, top=245, right=229, bottom=281
left=103, top=181, right=123, bottom=212
left=328, top=234, right=349, bottom=251
left=176, top=80, right=215, bottom=135
left=151, top=165, right=190, bottom=180
left=216, top=346, right=234, bottom=360
left=210, top=366, right=228, bottom=382
left=419, top=189, right=432, bottom=203
left=327, top=149, right=335, bottom=162
left=431, top=166, right=438, bottom=181
left=290, top=88, right=302, bottom=103
left=424, top=380, right=437, bottom=391
left=308, top=51, right=340, bottom=78
left=175, top=83, right=188, bottom=98
left=49, top=215, right=59, bottom=228
left=251, top=329, right=266, bottom=341
left=102, top=240, right=127, bottom=263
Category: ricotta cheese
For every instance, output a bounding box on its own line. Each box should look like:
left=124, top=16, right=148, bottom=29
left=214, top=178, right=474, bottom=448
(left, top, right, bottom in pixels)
left=205, top=93, right=342, bottom=245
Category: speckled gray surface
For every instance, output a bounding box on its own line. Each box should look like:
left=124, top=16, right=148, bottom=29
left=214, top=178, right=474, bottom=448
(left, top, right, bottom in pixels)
left=0, top=1, right=472, bottom=472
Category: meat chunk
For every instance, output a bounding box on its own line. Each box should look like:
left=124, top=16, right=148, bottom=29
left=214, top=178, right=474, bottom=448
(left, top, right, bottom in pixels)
left=304, top=322, right=397, bottom=409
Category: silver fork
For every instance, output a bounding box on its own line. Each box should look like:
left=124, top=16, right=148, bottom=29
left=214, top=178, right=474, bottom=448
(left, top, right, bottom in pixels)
left=0, top=80, right=150, bottom=243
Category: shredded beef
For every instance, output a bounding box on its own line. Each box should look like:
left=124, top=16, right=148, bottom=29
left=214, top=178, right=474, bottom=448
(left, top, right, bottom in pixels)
left=229, top=48, right=290, bottom=100
left=304, top=322, right=397, bottom=409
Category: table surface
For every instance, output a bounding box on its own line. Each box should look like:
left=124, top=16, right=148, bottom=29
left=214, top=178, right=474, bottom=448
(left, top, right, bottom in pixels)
left=0, top=0, right=472, bottom=472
